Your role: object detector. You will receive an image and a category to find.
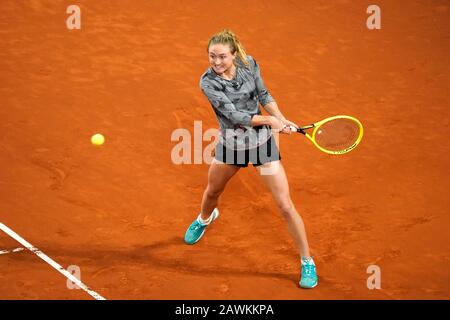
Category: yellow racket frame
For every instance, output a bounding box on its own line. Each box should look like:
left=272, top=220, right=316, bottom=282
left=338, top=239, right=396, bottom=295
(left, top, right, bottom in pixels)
left=293, top=115, right=364, bottom=155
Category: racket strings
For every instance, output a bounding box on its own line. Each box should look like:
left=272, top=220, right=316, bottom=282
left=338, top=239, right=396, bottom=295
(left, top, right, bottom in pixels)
left=314, top=118, right=360, bottom=152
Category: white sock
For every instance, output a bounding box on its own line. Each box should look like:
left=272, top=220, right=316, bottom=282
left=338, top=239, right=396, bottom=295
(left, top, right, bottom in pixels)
left=198, top=211, right=213, bottom=225
left=301, top=256, right=315, bottom=265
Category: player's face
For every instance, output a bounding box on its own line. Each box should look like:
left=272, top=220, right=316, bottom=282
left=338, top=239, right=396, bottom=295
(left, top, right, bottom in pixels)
left=208, top=44, right=236, bottom=75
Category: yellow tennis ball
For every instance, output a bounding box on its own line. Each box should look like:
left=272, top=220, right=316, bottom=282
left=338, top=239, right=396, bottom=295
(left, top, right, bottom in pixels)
left=91, top=133, right=105, bottom=146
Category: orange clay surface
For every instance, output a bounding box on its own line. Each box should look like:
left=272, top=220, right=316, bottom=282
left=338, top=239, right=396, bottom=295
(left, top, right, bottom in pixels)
left=0, top=0, right=449, bottom=299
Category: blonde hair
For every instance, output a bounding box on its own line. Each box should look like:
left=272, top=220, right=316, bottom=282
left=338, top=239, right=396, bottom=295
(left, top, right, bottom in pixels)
left=207, top=29, right=250, bottom=68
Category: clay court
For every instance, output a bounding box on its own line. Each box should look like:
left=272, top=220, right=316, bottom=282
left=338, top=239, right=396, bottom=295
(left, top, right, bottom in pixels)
left=0, top=0, right=449, bottom=300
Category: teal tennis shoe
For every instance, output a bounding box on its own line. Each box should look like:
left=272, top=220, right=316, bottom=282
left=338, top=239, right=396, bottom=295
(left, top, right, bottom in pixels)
left=184, top=208, right=219, bottom=245
left=299, top=256, right=318, bottom=289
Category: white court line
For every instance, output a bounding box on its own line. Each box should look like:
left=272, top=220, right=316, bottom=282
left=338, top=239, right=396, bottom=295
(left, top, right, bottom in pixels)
left=0, top=222, right=106, bottom=300
left=0, top=247, right=24, bottom=255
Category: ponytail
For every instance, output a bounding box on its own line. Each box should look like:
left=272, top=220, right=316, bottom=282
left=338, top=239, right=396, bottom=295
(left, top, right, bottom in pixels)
left=207, top=29, right=250, bottom=68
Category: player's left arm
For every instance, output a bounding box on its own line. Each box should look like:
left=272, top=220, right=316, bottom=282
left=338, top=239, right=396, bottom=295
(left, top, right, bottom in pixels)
left=251, top=57, right=298, bottom=133
left=264, top=102, right=298, bottom=134
left=263, top=101, right=285, bottom=121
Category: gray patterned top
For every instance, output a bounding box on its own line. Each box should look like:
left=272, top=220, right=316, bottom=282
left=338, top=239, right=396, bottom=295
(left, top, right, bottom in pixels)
left=199, top=55, right=275, bottom=150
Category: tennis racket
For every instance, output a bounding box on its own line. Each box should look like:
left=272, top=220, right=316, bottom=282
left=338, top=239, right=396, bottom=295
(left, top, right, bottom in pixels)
left=287, top=115, right=363, bottom=155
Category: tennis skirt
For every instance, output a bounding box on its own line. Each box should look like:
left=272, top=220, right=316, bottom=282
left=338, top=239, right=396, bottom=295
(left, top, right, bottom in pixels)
left=214, top=136, right=281, bottom=167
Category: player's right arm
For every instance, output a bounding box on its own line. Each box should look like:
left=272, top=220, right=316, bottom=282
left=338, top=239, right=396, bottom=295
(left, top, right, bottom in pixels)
left=251, top=115, right=284, bottom=131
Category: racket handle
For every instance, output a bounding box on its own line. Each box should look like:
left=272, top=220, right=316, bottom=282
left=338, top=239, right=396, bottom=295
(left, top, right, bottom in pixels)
left=288, top=125, right=307, bottom=135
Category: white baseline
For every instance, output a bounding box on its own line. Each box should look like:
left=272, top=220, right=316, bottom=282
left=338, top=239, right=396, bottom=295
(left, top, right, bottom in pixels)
left=0, top=222, right=106, bottom=300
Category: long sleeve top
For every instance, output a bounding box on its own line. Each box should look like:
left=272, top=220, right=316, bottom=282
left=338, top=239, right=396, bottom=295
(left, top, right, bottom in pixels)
left=199, top=55, right=275, bottom=150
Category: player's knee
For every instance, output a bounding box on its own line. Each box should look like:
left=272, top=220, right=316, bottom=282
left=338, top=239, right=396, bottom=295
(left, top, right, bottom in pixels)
left=205, top=186, right=223, bottom=198
left=278, top=201, right=295, bottom=218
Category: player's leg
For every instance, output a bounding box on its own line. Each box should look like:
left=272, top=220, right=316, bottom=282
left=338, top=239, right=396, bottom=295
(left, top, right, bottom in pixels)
left=255, top=160, right=318, bottom=288
left=184, top=159, right=240, bottom=245
left=200, top=158, right=240, bottom=220
left=255, top=161, right=311, bottom=257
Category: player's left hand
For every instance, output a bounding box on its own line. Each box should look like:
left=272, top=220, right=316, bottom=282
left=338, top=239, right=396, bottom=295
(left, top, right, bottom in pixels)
left=281, top=118, right=299, bottom=134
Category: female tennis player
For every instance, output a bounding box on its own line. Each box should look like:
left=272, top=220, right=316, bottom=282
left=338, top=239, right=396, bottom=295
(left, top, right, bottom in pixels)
left=184, top=29, right=318, bottom=289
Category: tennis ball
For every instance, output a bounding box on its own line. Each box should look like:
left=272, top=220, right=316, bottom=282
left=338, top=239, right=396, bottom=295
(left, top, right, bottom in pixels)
left=91, top=133, right=105, bottom=146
